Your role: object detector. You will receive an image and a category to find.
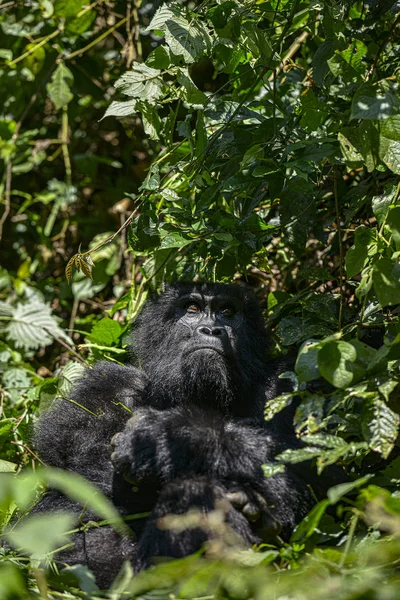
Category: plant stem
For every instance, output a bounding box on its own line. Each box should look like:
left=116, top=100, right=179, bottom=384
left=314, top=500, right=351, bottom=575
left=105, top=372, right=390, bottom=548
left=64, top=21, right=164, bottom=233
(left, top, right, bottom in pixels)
left=334, top=168, right=344, bottom=330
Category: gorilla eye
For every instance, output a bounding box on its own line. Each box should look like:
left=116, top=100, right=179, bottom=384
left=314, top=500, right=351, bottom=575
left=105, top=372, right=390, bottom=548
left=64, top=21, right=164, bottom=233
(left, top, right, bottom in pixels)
left=184, top=302, right=201, bottom=314
left=220, top=306, right=235, bottom=318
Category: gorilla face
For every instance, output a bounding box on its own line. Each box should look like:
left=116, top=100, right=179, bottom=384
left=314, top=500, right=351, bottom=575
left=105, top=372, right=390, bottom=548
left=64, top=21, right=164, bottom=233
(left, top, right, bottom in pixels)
left=133, top=283, right=271, bottom=414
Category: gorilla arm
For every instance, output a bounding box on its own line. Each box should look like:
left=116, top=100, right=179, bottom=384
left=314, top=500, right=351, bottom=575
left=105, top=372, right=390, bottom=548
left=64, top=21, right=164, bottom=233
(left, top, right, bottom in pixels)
left=110, top=405, right=314, bottom=539
left=35, top=361, right=148, bottom=488
left=32, top=362, right=147, bottom=586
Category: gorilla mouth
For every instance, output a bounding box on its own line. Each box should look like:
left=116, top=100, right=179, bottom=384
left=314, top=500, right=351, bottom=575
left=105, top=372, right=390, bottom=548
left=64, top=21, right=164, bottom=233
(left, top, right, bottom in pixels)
left=186, top=345, right=231, bottom=360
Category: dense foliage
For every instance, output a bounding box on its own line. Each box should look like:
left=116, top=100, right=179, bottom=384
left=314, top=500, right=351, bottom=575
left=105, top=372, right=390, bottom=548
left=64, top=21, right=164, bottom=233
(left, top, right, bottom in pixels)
left=1, top=0, right=400, bottom=598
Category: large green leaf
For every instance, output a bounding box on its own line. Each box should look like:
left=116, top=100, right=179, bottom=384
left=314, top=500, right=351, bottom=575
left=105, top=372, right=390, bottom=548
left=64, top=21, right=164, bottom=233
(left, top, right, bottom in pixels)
left=372, top=258, right=400, bottom=307
left=114, top=63, right=164, bottom=101
left=318, top=341, right=357, bottom=388
left=148, top=5, right=212, bottom=64
left=345, top=227, right=377, bottom=278
left=6, top=512, right=75, bottom=560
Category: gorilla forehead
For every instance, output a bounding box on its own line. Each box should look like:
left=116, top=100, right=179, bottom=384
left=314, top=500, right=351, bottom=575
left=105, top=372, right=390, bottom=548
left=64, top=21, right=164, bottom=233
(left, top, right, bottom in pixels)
left=146, top=282, right=262, bottom=319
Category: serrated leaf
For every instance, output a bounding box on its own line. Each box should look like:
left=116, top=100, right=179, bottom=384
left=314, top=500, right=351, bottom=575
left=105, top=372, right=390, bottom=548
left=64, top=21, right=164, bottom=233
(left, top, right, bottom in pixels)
left=47, top=63, right=74, bottom=111
left=362, top=396, right=400, bottom=458
left=148, top=5, right=212, bottom=64
left=88, top=317, right=122, bottom=346
left=5, top=301, right=73, bottom=350
left=57, top=362, right=86, bottom=398
left=264, top=393, right=293, bottom=421
left=114, top=63, right=163, bottom=100
left=262, top=462, right=286, bottom=478
left=102, top=99, right=138, bottom=120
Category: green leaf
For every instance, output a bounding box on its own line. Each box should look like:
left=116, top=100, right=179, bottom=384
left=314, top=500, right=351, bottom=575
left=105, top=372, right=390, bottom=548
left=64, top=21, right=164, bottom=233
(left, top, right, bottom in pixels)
left=372, top=183, right=397, bottom=226
left=2, top=367, right=32, bottom=405
left=351, top=84, right=400, bottom=120
left=177, top=68, right=207, bottom=107
left=102, top=99, right=138, bottom=119
left=46, top=63, right=74, bottom=111
left=160, top=232, right=193, bottom=249
left=387, top=207, right=400, bottom=249
left=146, top=45, right=172, bottom=70
left=139, top=163, right=160, bottom=191
left=346, top=227, right=377, bottom=278
left=5, top=300, right=73, bottom=351
left=276, top=316, right=304, bottom=345
left=290, top=499, right=331, bottom=542
left=264, top=393, right=293, bottom=421
left=327, top=475, right=373, bottom=504
left=0, top=459, right=17, bottom=472
left=41, top=467, right=130, bottom=535
left=362, top=396, right=400, bottom=458
left=148, top=5, right=212, bottom=64
left=318, top=341, right=357, bottom=388
left=57, top=362, right=86, bottom=398
left=378, top=117, right=400, bottom=174
left=114, top=63, right=164, bottom=101
left=6, top=512, right=75, bottom=560
left=262, top=462, right=286, bottom=478
left=295, top=339, right=321, bottom=383
left=88, top=317, right=122, bottom=346
left=372, top=258, right=400, bottom=307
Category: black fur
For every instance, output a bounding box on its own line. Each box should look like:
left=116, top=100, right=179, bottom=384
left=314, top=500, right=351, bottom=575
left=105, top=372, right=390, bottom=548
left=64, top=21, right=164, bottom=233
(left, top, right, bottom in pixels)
left=34, top=283, right=319, bottom=586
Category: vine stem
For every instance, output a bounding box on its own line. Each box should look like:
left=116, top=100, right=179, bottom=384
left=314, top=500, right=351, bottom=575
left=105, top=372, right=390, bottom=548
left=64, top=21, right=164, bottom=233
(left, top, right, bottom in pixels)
left=339, top=513, right=359, bottom=570
left=334, top=168, right=344, bottom=330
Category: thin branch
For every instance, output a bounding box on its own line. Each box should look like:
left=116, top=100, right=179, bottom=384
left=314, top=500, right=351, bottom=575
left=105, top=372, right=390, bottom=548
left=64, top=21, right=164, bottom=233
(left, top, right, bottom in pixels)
left=0, top=160, right=12, bottom=241
left=8, top=29, right=61, bottom=66
left=66, top=17, right=127, bottom=60
left=268, top=31, right=309, bottom=82
left=334, top=168, right=344, bottom=330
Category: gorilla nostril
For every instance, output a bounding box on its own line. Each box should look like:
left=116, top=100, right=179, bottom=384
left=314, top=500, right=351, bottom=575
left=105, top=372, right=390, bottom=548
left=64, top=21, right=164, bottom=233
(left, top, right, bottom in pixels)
left=197, top=326, right=226, bottom=337
left=198, top=326, right=212, bottom=336
left=212, top=327, right=224, bottom=336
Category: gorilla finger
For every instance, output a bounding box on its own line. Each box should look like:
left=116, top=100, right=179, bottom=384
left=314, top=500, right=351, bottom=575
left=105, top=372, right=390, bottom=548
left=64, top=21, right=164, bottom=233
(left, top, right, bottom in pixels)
left=226, top=491, right=249, bottom=509
left=110, top=432, right=123, bottom=449
left=258, top=514, right=282, bottom=539
left=242, top=502, right=260, bottom=522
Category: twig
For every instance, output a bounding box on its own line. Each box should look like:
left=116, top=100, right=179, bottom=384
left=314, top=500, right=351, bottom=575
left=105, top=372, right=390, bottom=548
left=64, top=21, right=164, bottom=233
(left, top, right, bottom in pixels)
left=52, top=335, right=88, bottom=365
left=0, top=68, right=51, bottom=240
left=367, top=12, right=400, bottom=80
left=66, top=17, right=127, bottom=60
left=68, top=296, right=79, bottom=335
left=339, top=513, right=359, bottom=569
left=8, top=29, right=61, bottom=66
left=334, top=168, right=344, bottom=330
left=10, top=441, right=46, bottom=465
left=61, top=107, right=72, bottom=186
left=268, top=31, right=309, bottom=81
left=0, top=160, right=12, bottom=241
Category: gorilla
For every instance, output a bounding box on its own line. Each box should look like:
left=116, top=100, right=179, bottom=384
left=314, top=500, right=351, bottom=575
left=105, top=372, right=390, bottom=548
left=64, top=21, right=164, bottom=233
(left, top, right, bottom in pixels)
left=33, top=282, right=325, bottom=586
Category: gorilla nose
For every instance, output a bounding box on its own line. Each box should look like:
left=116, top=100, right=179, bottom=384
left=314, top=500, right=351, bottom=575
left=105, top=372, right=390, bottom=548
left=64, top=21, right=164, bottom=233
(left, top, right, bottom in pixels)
left=197, top=325, right=226, bottom=337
